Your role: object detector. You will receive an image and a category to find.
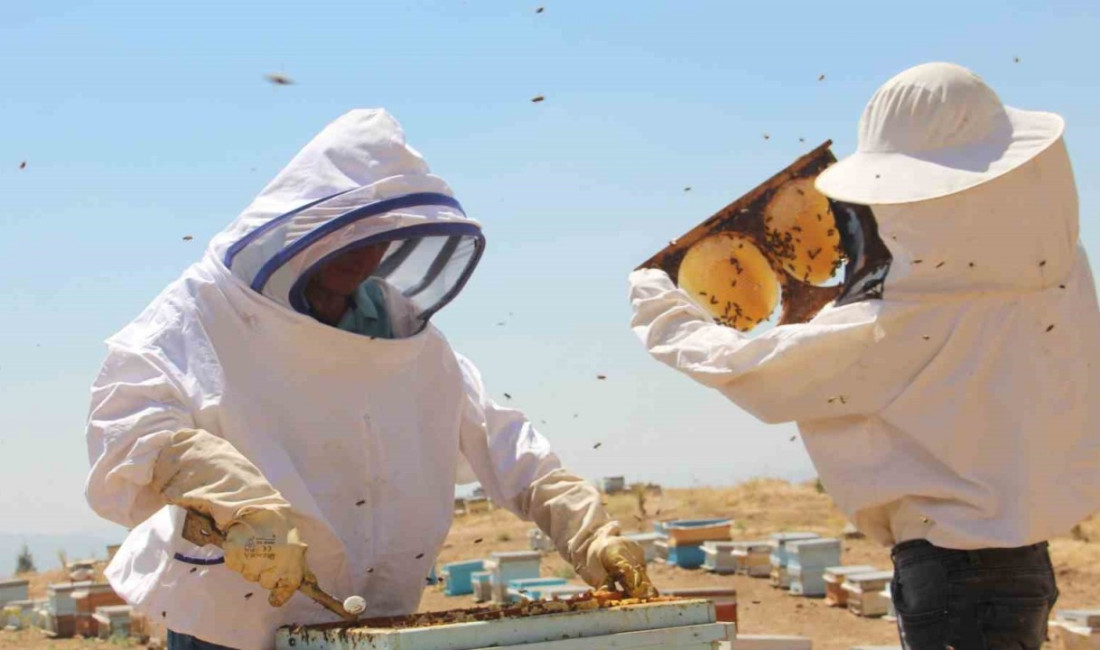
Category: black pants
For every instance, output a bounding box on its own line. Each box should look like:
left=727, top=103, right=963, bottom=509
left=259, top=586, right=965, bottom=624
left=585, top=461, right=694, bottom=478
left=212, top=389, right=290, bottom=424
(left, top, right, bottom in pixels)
left=891, top=539, right=1059, bottom=650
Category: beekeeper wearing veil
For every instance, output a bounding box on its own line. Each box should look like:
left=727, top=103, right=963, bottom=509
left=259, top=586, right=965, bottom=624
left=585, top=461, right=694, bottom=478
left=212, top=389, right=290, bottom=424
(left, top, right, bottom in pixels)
left=86, top=109, right=655, bottom=650
left=630, top=62, right=1100, bottom=649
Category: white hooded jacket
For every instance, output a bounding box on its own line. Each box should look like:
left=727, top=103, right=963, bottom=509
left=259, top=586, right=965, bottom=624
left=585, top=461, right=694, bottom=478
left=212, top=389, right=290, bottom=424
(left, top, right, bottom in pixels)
left=86, top=110, right=616, bottom=650
left=630, top=138, right=1100, bottom=549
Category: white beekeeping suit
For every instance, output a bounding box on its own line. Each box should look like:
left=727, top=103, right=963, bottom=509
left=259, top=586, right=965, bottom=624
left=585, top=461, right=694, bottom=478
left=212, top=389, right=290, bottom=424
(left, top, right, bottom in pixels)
left=630, top=63, right=1100, bottom=550
left=86, top=109, right=643, bottom=650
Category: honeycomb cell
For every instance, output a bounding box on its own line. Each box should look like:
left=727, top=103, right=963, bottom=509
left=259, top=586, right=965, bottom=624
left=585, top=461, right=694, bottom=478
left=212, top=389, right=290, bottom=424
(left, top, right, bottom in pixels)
left=678, top=233, right=780, bottom=331
left=763, top=177, right=844, bottom=285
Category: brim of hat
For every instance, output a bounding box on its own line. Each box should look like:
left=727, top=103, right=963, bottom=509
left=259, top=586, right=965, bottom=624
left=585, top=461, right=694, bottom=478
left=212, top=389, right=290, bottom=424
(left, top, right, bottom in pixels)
left=815, top=107, right=1065, bottom=205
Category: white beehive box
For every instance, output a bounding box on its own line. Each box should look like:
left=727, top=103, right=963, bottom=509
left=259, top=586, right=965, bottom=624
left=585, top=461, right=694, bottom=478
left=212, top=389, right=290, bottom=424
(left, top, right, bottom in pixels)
left=93, top=605, right=133, bottom=640
left=46, top=581, right=94, bottom=616
left=731, top=542, right=772, bottom=578
left=490, top=551, right=541, bottom=603
left=702, top=542, right=741, bottom=574
left=841, top=571, right=893, bottom=618
left=822, top=566, right=877, bottom=607
left=0, top=579, right=29, bottom=607
left=277, top=599, right=731, bottom=650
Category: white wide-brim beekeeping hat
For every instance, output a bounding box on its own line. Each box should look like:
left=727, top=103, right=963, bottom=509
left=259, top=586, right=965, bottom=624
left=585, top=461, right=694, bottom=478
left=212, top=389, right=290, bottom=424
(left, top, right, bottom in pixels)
left=815, top=62, right=1065, bottom=205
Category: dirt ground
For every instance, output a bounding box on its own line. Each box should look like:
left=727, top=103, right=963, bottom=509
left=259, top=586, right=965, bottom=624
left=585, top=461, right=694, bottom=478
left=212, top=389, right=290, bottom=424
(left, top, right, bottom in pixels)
left=5, top=479, right=1099, bottom=649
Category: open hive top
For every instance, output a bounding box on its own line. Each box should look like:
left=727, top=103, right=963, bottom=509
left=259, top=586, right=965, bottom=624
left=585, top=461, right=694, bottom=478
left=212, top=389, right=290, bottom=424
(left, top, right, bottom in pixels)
left=289, top=591, right=687, bottom=632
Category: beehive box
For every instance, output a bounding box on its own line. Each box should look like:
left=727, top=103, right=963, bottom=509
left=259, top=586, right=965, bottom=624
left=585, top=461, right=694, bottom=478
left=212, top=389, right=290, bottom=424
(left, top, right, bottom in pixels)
left=769, top=533, right=819, bottom=569
left=787, top=539, right=842, bottom=597
left=667, top=519, right=733, bottom=546
left=442, top=560, right=486, bottom=597
left=822, top=566, right=877, bottom=607
left=702, top=542, right=741, bottom=574
left=93, top=605, right=133, bottom=640
left=46, top=581, right=94, bottom=616
left=731, top=542, right=773, bottom=578
left=276, top=597, right=731, bottom=650
left=73, top=584, right=126, bottom=637
left=668, top=541, right=707, bottom=569
left=490, top=551, right=541, bottom=603
left=842, top=571, right=893, bottom=618
left=0, top=578, right=29, bottom=607
left=787, top=539, right=841, bottom=570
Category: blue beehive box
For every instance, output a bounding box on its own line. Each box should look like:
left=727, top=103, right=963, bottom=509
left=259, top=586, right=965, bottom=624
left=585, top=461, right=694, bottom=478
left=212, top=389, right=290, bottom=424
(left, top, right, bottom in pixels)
left=442, top=559, right=485, bottom=596
left=789, top=564, right=829, bottom=597
left=788, top=538, right=841, bottom=570
left=769, top=532, right=820, bottom=568
left=668, top=543, right=706, bottom=569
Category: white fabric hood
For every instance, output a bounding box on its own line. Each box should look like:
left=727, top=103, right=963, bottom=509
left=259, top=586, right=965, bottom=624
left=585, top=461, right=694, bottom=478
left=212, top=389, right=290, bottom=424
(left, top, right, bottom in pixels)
left=631, top=138, right=1100, bottom=549
left=211, top=108, right=483, bottom=331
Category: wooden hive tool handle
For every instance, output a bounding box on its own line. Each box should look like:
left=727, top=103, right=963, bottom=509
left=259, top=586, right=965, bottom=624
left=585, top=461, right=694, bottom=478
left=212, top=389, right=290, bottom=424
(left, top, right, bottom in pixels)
left=181, top=508, right=357, bottom=621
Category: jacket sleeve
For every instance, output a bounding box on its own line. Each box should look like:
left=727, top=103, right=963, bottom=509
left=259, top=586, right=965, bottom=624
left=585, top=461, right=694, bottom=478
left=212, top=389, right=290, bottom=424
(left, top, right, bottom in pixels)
left=629, top=268, right=924, bottom=424
left=85, top=344, right=197, bottom=528
left=455, top=353, right=619, bottom=584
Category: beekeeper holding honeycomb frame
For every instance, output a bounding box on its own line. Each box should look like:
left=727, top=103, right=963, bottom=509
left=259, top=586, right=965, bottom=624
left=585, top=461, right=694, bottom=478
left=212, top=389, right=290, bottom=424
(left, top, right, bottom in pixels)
left=629, top=62, right=1100, bottom=649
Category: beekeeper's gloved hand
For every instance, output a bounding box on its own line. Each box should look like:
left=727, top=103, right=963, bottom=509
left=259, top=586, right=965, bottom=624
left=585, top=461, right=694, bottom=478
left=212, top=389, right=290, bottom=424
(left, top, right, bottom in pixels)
left=521, top=468, right=658, bottom=599
left=590, top=534, right=659, bottom=599
left=151, top=429, right=311, bottom=607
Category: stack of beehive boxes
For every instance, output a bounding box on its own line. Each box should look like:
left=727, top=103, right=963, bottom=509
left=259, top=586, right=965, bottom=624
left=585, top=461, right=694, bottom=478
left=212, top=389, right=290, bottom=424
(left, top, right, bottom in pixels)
left=73, top=583, right=126, bottom=637
left=666, top=519, right=732, bottom=570
left=786, top=538, right=842, bottom=597
left=768, top=533, right=819, bottom=588
left=44, top=581, right=94, bottom=638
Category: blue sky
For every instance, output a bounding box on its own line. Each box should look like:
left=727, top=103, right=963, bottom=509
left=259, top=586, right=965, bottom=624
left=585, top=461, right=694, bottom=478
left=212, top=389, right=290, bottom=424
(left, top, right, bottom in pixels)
left=2, top=0, right=1099, bottom=537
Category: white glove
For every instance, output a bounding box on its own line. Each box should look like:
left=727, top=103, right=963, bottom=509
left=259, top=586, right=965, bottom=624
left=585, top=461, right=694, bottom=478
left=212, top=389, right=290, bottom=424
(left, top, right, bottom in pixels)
left=151, top=429, right=311, bottom=607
